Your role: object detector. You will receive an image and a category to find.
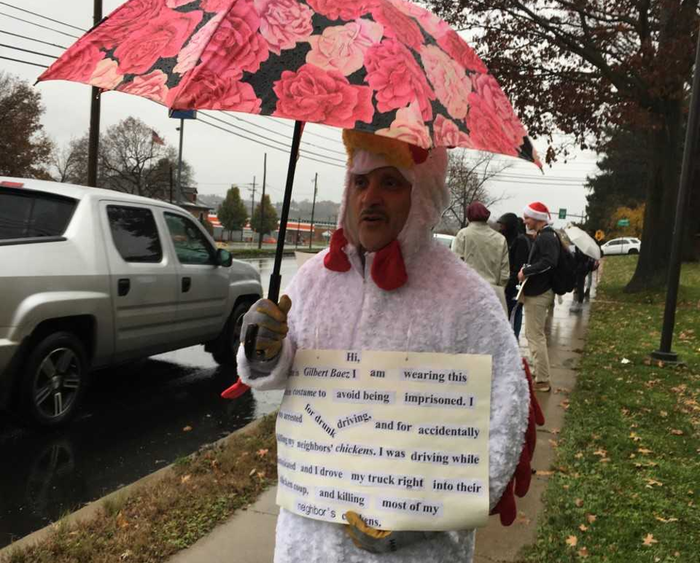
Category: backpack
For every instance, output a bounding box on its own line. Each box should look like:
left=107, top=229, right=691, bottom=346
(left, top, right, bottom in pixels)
left=550, top=231, right=576, bottom=295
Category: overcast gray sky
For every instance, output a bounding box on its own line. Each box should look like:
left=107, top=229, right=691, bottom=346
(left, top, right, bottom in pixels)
left=1, top=0, right=599, bottom=227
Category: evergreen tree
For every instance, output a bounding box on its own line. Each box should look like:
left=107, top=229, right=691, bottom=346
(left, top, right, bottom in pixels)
left=217, top=185, right=248, bottom=239
left=251, top=194, right=278, bottom=235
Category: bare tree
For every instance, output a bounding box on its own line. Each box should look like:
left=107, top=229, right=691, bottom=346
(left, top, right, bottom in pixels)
left=50, top=136, right=88, bottom=184
left=442, top=150, right=512, bottom=231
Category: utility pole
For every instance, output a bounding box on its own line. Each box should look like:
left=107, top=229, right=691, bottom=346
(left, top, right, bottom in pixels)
left=296, top=215, right=301, bottom=248
left=168, top=164, right=173, bottom=203
left=176, top=118, right=185, bottom=204
left=247, top=176, right=256, bottom=244
left=309, top=173, right=318, bottom=250
left=258, top=153, right=267, bottom=249
left=87, top=0, right=102, bottom=187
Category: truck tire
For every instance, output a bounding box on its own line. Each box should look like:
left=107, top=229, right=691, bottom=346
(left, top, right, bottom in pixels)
left=211, top=301, right=255, bottom=366
left=19, top=332, right=89, bottom=428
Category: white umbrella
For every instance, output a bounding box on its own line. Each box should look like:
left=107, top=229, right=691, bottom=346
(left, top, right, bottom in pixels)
left=565, top=226, right=601, bottom=260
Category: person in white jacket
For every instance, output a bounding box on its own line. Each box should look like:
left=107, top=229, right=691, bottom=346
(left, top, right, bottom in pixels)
left=236, top=130, right=533, bottom=563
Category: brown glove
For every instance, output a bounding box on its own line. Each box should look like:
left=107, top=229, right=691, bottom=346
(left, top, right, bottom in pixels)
left=241, top=295, right=292, bottom=361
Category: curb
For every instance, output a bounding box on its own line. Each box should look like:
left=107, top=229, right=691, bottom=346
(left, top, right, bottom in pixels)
left=0, top=416, right=268, bottom=559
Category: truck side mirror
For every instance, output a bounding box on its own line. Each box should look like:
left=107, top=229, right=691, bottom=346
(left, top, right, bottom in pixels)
left=216, top=248, right=233, bottom=267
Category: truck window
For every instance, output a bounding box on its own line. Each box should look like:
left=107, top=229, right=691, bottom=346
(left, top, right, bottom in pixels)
left=107, top=205, right=163, bottom=263
left=164, top=213, right=215, bottom=265
left=0, top=188, right=76, bottom=240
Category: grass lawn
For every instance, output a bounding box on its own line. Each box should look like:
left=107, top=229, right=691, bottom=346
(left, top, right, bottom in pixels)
left=522, top=257, right=700, bottom=562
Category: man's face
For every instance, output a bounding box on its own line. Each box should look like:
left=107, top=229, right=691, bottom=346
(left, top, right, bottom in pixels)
left=348, top=167, right=412, bottom=253
left=523, top=215, right=546, bottom=232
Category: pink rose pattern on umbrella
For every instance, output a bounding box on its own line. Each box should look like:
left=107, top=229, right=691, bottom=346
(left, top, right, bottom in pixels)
left=307, top=19, right=383, bottom=76
left=39, top=0, right=538, bottom=164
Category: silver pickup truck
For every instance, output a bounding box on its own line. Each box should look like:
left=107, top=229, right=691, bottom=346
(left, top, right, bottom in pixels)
left=0, top=178, right=263, bottom=427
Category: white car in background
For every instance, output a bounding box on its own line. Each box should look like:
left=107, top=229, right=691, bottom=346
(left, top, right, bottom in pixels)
left=433, top=233, right=456, bottom=249
left=601, top=237, right=641, bottom=256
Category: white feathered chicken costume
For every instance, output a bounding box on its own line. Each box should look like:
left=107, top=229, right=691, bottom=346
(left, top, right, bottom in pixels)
left=237, top=131, right=540, bottom=563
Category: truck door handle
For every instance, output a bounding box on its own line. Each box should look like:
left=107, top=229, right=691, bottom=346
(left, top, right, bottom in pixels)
left=182, top=277, right=191, bottom=293
left=117, top=278, right=130, bottom=296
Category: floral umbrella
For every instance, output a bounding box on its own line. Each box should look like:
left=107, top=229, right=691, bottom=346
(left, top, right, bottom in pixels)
left=38, top=0, right=539, bottom=161
left=39, top=0, right=540, bottom=396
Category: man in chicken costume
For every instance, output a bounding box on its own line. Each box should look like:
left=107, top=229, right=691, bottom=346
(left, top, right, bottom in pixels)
left=237, top=130, right=540, bottom=562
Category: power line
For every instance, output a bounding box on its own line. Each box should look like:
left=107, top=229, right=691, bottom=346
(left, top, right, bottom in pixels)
left=0, top=2, right=86, bottom=32
left=0, top=29, right=67, bottom=50
left=196, top=116, right=344, bottom=169
left=200, top=112, right=346, bottom=165
left=0, top=43, right=58, bottom=59
left=0, top=54, right=47, bottom=68
left=0, top=11, right=80, bottom=38
left=261, top=115, right=344, bottom=145
left=221, top=112, right=347, bottom=157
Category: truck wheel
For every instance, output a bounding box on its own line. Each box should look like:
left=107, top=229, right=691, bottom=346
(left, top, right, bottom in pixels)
left=211, top=301, right=255, bottom=366
left=19, top=332, right=88, bottom=428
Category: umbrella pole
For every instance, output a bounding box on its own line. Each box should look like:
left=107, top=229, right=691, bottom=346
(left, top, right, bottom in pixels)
left=268, top=120, right=304, bottom=303
left=222, top=121, right=304, bottom=400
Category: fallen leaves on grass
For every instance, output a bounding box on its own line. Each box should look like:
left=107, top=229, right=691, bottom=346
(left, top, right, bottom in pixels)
left=654, top=514, right=679, bottom=523
left=642, top=533, right=658, bottom=546
left=578, top=547, right=589, bottom=558
left=574, top=498, right=584, bottom=507
left=565, top=535, right=578, bottom=547
left=586, top=514, right=597, bottom=524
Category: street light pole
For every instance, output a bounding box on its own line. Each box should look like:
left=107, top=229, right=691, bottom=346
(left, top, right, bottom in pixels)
left=86, top=0, right=102, bottom=187
left=650, top=31, right=700, bottom=363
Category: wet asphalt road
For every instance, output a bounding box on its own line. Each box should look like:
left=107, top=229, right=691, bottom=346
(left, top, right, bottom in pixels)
left=0, top=257, right=299, bottom=549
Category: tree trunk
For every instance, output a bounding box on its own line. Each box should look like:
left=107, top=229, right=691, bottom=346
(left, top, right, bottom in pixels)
left=626, top=100, right=684, bottom=292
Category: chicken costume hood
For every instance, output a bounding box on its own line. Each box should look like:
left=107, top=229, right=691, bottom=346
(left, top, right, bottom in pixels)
left=236, top=132, right=540, bottom=563
left=323, top=130, right=450, bottom=290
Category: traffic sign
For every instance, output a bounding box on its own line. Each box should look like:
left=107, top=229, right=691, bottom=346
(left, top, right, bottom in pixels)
left=617, top=219, right=630, bottom=227
left=558, top=208, right=567, bottom=219
left=169, top=109, right=197, bottom=119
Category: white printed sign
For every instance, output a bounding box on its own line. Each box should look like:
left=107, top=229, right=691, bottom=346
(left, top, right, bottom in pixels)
left=276, top=349, right=492, bottom=531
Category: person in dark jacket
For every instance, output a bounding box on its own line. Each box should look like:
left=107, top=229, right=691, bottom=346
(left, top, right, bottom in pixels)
left=517, top=202, right=560, bottom=392
left=497, top=213, right=531, bottom=339
left=570, top=247, right=595, bottom=313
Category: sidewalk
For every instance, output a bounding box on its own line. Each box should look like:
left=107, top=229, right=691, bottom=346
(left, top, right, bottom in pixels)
left=168, top=292, right=592, bottom=563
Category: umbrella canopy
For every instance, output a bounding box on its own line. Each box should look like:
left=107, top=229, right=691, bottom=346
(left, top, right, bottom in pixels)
left=565, top=226, right=601, bottom=260
left=38, top=0, right=540, bottom=165
left=38, top=0, right=542, bottom=400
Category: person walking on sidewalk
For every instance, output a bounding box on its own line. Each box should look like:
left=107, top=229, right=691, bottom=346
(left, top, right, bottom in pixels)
left=236, top=131, right=537, bottom=563
left=518, top=202, right=559, bottom=393
left=452, top=202, right=510, bottom=312
left=497, top=212, right=531, bottom=339
left=570, top=247, right=595, bottom=313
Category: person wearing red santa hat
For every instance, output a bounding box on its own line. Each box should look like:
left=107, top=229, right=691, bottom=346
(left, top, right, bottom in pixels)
left=517, top=202, right=560, bottom=392
left=235, top=131, right=542, bottom=563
